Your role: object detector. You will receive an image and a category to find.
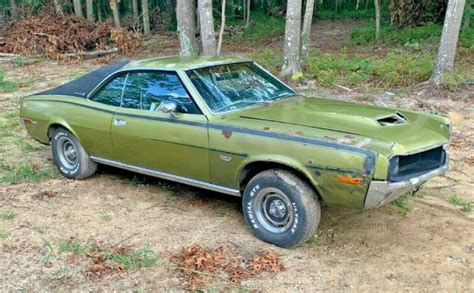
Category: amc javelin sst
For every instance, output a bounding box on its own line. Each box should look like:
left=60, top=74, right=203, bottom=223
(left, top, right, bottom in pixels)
left=20, top=56, right=451, bottom=247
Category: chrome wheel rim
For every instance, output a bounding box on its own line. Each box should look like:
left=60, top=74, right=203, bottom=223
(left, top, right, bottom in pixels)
left=57, top=137, right=78, bottom=169
left=254, top=187, right=294, bottom=233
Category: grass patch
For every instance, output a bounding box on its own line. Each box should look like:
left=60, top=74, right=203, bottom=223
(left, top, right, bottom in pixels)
left=0, top=210, right=17, bottom=221
left=0, top=229, right=11, bottom=240
left=58, top=239, right=89, bottom=255
left=16, top=137, right=46, bottom=152
left=0, top=163, right=57, bottom=185
left=100, top=212, right=112, bottom=221
left=0, top=69, right=17, bottom=93
left=391, top=193, right=410, bottom=210
left=103, top=246, right=160, bottom=269
left=251, top=48, right=283, bottom=74
left=448, top=195, right=473, bottom=213
left=0, top=111, right=21, bottom=137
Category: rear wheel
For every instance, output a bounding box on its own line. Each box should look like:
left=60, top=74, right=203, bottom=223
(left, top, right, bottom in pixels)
left=50, top=127, right=97, bottom=179
left=242, top=169, right=321, bottom=248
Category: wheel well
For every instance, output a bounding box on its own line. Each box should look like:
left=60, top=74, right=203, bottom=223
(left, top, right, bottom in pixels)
left=47, top=123, right=65, bottom=141
left=238, top=161, right=321, bottom=198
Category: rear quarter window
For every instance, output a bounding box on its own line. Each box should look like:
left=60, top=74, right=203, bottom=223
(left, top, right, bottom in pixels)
left=90, top=74, right=127, bottom=106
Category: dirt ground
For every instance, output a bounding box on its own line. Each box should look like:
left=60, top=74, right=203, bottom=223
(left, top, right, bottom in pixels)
left=1, top=21, right=473, bottom=291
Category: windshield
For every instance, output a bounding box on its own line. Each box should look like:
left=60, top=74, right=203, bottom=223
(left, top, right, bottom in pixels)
left=187, top=62, right=295, bottom=113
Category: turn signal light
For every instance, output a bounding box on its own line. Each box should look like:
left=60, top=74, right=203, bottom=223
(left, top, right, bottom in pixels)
left=336, top=176, right=363, bottom=184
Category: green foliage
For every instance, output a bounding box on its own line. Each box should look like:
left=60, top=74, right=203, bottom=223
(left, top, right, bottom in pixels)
left=239, top=12, right=285, bottom=41
left=58, top=239, right=89, bottom=255
left=459, top=26, right=474, bottom=48
left=0, top=163, right=56, bottom=185
left=0, top=70, right=17, bottom=93
left=0, top=210, right=17, bottom=221
left=306, top=51, right=432, bottom=87
left=103, top=246, right=160, bottom=269
left=317, top=8, right=379, bottom=20
left=350, top=22, right=474, bottom=48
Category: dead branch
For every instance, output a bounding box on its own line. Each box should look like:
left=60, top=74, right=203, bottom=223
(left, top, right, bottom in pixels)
left=64, top=48, right=118, bottom=59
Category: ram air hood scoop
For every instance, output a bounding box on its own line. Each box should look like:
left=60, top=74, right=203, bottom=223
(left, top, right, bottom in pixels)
left=237, top=96, right=447, bottom=148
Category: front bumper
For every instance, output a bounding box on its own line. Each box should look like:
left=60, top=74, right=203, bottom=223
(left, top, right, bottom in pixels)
left=364, top=154, right=449, bottom=209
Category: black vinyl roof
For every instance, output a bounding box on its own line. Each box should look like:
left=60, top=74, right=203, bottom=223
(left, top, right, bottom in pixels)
left=33, top=60, right=130, bottom=98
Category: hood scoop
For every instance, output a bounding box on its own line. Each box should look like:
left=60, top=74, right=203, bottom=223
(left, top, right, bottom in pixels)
left=376, top=112, right=407, bottom=126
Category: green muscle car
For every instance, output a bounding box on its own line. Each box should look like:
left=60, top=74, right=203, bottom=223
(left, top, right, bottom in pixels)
left=20, top=56, right=451, bottom=247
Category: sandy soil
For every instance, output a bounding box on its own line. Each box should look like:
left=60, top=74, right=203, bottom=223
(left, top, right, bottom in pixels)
left=1, top=21, right=473, bottom=291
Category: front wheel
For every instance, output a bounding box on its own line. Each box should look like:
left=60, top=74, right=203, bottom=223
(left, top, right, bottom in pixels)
left=50, top=127, right=97, bottom=180
left=242, top=169, right=321, bottom=248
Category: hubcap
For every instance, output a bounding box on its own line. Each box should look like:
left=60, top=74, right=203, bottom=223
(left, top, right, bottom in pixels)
left=57, top=137, right=78, bottom=169
left=254, top=187, right=294, bottom=234
left=268, top=199, right=287, bottom=218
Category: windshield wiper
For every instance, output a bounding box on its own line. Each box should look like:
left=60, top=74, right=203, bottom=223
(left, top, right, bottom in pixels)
left=270, top=92, right=295, bottom=101
left=215, top=100, right=271, bottom=113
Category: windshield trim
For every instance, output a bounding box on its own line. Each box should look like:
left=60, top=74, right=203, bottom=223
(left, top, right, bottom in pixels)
left=184, top=61, right=296, bottom=115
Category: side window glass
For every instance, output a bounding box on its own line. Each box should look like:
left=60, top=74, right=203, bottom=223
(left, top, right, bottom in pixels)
left=122, top=72, right=200, bottom=114
left=90, top=74, right=126, bottom=106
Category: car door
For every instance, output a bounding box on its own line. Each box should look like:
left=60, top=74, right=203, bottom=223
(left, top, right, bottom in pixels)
left=72, top=73, right=126, bottom=159
left=110, top=71, right=210, bottom=182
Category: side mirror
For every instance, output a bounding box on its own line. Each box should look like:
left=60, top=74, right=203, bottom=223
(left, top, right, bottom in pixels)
left=158, top=100, right=178, bottom=118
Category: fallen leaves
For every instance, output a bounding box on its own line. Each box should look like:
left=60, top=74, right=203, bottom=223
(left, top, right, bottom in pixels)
left=170, top=244, right=284, bottom=289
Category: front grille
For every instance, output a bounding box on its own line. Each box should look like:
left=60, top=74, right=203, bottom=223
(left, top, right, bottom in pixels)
left=389, top=146, right=446, bottom=182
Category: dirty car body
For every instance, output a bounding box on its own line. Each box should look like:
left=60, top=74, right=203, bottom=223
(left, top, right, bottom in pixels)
left=20, top=56, right=451, bottom=247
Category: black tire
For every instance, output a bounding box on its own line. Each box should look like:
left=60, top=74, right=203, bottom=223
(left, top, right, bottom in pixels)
left=50, top=127, right=97, bottom=180
left=242, top=169, right=321, bottom=248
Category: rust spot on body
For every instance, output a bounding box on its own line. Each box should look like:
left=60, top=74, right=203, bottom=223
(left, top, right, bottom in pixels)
left=222, top=129, right=233, bottom=139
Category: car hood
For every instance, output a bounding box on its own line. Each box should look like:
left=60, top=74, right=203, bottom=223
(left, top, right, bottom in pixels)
left=236, top=96, right=450, bottom=154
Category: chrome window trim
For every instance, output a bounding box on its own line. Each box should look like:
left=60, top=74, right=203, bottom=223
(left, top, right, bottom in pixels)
left=90, top=156, right=241, bottom=197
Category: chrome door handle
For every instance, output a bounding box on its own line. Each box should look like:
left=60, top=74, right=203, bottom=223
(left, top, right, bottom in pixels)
left=113, top=119, right=127, bottom=126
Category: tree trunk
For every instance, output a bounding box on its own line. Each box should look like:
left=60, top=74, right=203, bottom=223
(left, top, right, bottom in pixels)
left=86, top=0, right=94, bottom=20
left=356, top=0, right=360, bottom=10
left=301, top=0, right=315, bottom=65
left=198, top=0, right=217, bottom=55
left=365, top=0, right=369, bottom=9
left=74, top=0, right=83, bottom=17
left=132, top=0, right=138, bottom=18
left=142, top=0, right=151, bottom=35
left=217, top=0, right=226, bottom=55
left=53, top=0, right=63, bottom=16
left=98, top=0, right=103, bottom=22
left=110, top=0, right=121, bottom=27
left=177, top=0, right=198, bottom=56
left=431, top=0, right=466, bottom=84
left=245, top=0, right=251, bottom=27
left=374, top=0, right=381, bottom=45
left=281, top=0, right=302, bottom=75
